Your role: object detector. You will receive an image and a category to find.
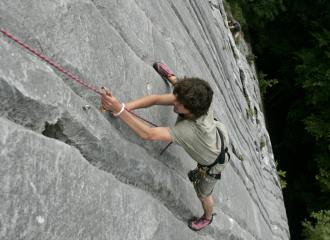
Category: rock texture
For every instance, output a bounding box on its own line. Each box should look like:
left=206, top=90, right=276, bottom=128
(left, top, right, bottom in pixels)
left=0, top=0, right=289, bottom=239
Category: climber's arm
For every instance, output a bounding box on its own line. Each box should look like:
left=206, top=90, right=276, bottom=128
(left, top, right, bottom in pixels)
left=101, top=92, right=172, bottom=142
left=125, top=94, right=175, bottom=110
left=118, top=111, right=172, bottom=142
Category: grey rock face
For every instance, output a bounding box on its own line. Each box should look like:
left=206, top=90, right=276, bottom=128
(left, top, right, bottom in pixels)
left=0, top=117, right=211, bottom=240
left=0, top=0, right=289, bottom=239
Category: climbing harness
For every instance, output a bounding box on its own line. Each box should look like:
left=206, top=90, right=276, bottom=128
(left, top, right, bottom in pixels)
left=0, top=27, right=172, bottom=154
left=188, top=166, right=207, bottom=185
left=188, top=128, right=230, bottom=183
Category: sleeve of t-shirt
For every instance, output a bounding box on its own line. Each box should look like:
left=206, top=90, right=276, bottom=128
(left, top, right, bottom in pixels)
left=167, top=122, right=194, bottom=148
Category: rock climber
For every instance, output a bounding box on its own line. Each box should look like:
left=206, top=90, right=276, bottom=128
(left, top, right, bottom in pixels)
left=101, top=62, right=230, bottom=231
left=228, top=19, right=241, bottom=41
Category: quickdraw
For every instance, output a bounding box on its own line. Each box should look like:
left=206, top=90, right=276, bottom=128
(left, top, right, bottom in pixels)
left=0, top=27, right=172, bottom=154
left=100, top=87, right=110, bottom=112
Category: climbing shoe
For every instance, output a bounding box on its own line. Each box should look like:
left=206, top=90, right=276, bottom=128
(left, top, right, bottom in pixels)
left=153, top=62, right=175, bottom=81
left=188, top=215, right=213, bottom=231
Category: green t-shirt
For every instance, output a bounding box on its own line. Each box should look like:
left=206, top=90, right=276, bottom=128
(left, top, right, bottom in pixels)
left=167, top=107, right=229, bottom=174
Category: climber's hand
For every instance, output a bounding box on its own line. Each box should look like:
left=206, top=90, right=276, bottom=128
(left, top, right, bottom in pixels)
left=101, top=92, right=123, bottom=116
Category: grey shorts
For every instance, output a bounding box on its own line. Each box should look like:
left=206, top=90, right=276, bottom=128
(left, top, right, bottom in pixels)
left=194, top=173, right=218, bottom=199
left=234, top=31, right=240, bottom=38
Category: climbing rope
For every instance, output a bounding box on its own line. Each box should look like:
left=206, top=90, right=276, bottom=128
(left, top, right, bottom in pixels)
left=0, top=27, right=172, bottom=154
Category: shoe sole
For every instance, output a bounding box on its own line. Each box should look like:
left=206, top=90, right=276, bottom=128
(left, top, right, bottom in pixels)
left=188, top=217, right=213, bottom=231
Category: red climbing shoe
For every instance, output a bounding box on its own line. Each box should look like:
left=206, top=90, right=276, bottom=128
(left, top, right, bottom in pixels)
left=153, top=62, right=175, bottom=81
left=188, top=215, right=213, bottom=231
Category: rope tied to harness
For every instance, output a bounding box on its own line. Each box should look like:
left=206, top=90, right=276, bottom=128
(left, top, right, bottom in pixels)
left=0, top=27, right=172, bottom=154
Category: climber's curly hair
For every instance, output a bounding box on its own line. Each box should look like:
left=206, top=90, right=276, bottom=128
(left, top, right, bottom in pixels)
left=173, top=77, right=213, bottom=118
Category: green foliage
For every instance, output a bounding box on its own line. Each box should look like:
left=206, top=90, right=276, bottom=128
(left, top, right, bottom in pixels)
left=276, top=161, right=287, bottom=189
left=278, top=170, right=287, bottom=189
left=224, top=0, right=247, bottom=30
left=303, top=114, right=330, bottom=143
left=258, top=71, right=278, bottom=99
left=260, top=138, right=266, bottom=150
left=230, top=2, right=247, bottom=27
left=235, top=34, right=241, bottom=45
left=314, top=153, right=330, bottom=199
left=238, top=155, right=244, bottom=161
left=223, top=0, right=231, bottom=14
left=301, top=210, right=330, bottom=240
left=226, top=0, right=285, bottom=31
left=240, top=31, right=244, bottom=39
left=258, top=71, right=267, bottom=80
left=295, top=50, right=330, bottom=106
left=291, top=21, right=330, bottom=197
left=223, top=46, right=226, bottom=50
left=246, top=108, right=255, bottom=120
left=246, top=53, right=257, bottom=65
left=237, top=0, right=330, bottom=238
left=244, top=94, right=250, bottom=106
left=231, top=44, right=238, bottom=59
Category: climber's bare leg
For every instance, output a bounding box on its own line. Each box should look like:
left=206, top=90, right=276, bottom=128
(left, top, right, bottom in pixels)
left=198, top=195, right=214, bottom=220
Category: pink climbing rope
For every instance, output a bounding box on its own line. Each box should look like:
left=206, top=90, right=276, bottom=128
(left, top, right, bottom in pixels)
left=160, top=142, right=173, bottom=155
left=0, top=27, right=172, bottom=154
left=0, top=28, right=102, bottom=95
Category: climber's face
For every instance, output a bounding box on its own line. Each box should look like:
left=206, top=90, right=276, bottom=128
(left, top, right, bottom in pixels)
left=173, top=97, right=192, bottom=116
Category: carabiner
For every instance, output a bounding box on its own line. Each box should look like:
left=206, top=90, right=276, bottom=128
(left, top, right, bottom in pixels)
left=100, top=86, right=109, bottom=112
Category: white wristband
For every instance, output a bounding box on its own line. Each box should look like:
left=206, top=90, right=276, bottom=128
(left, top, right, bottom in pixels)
left=115, top=103, right=125, bottom=116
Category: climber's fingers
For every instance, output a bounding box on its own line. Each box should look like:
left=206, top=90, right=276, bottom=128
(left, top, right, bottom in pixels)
left=101, top=92, right=121, bottom=113
left=107, top=91, right=113, bottom=97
